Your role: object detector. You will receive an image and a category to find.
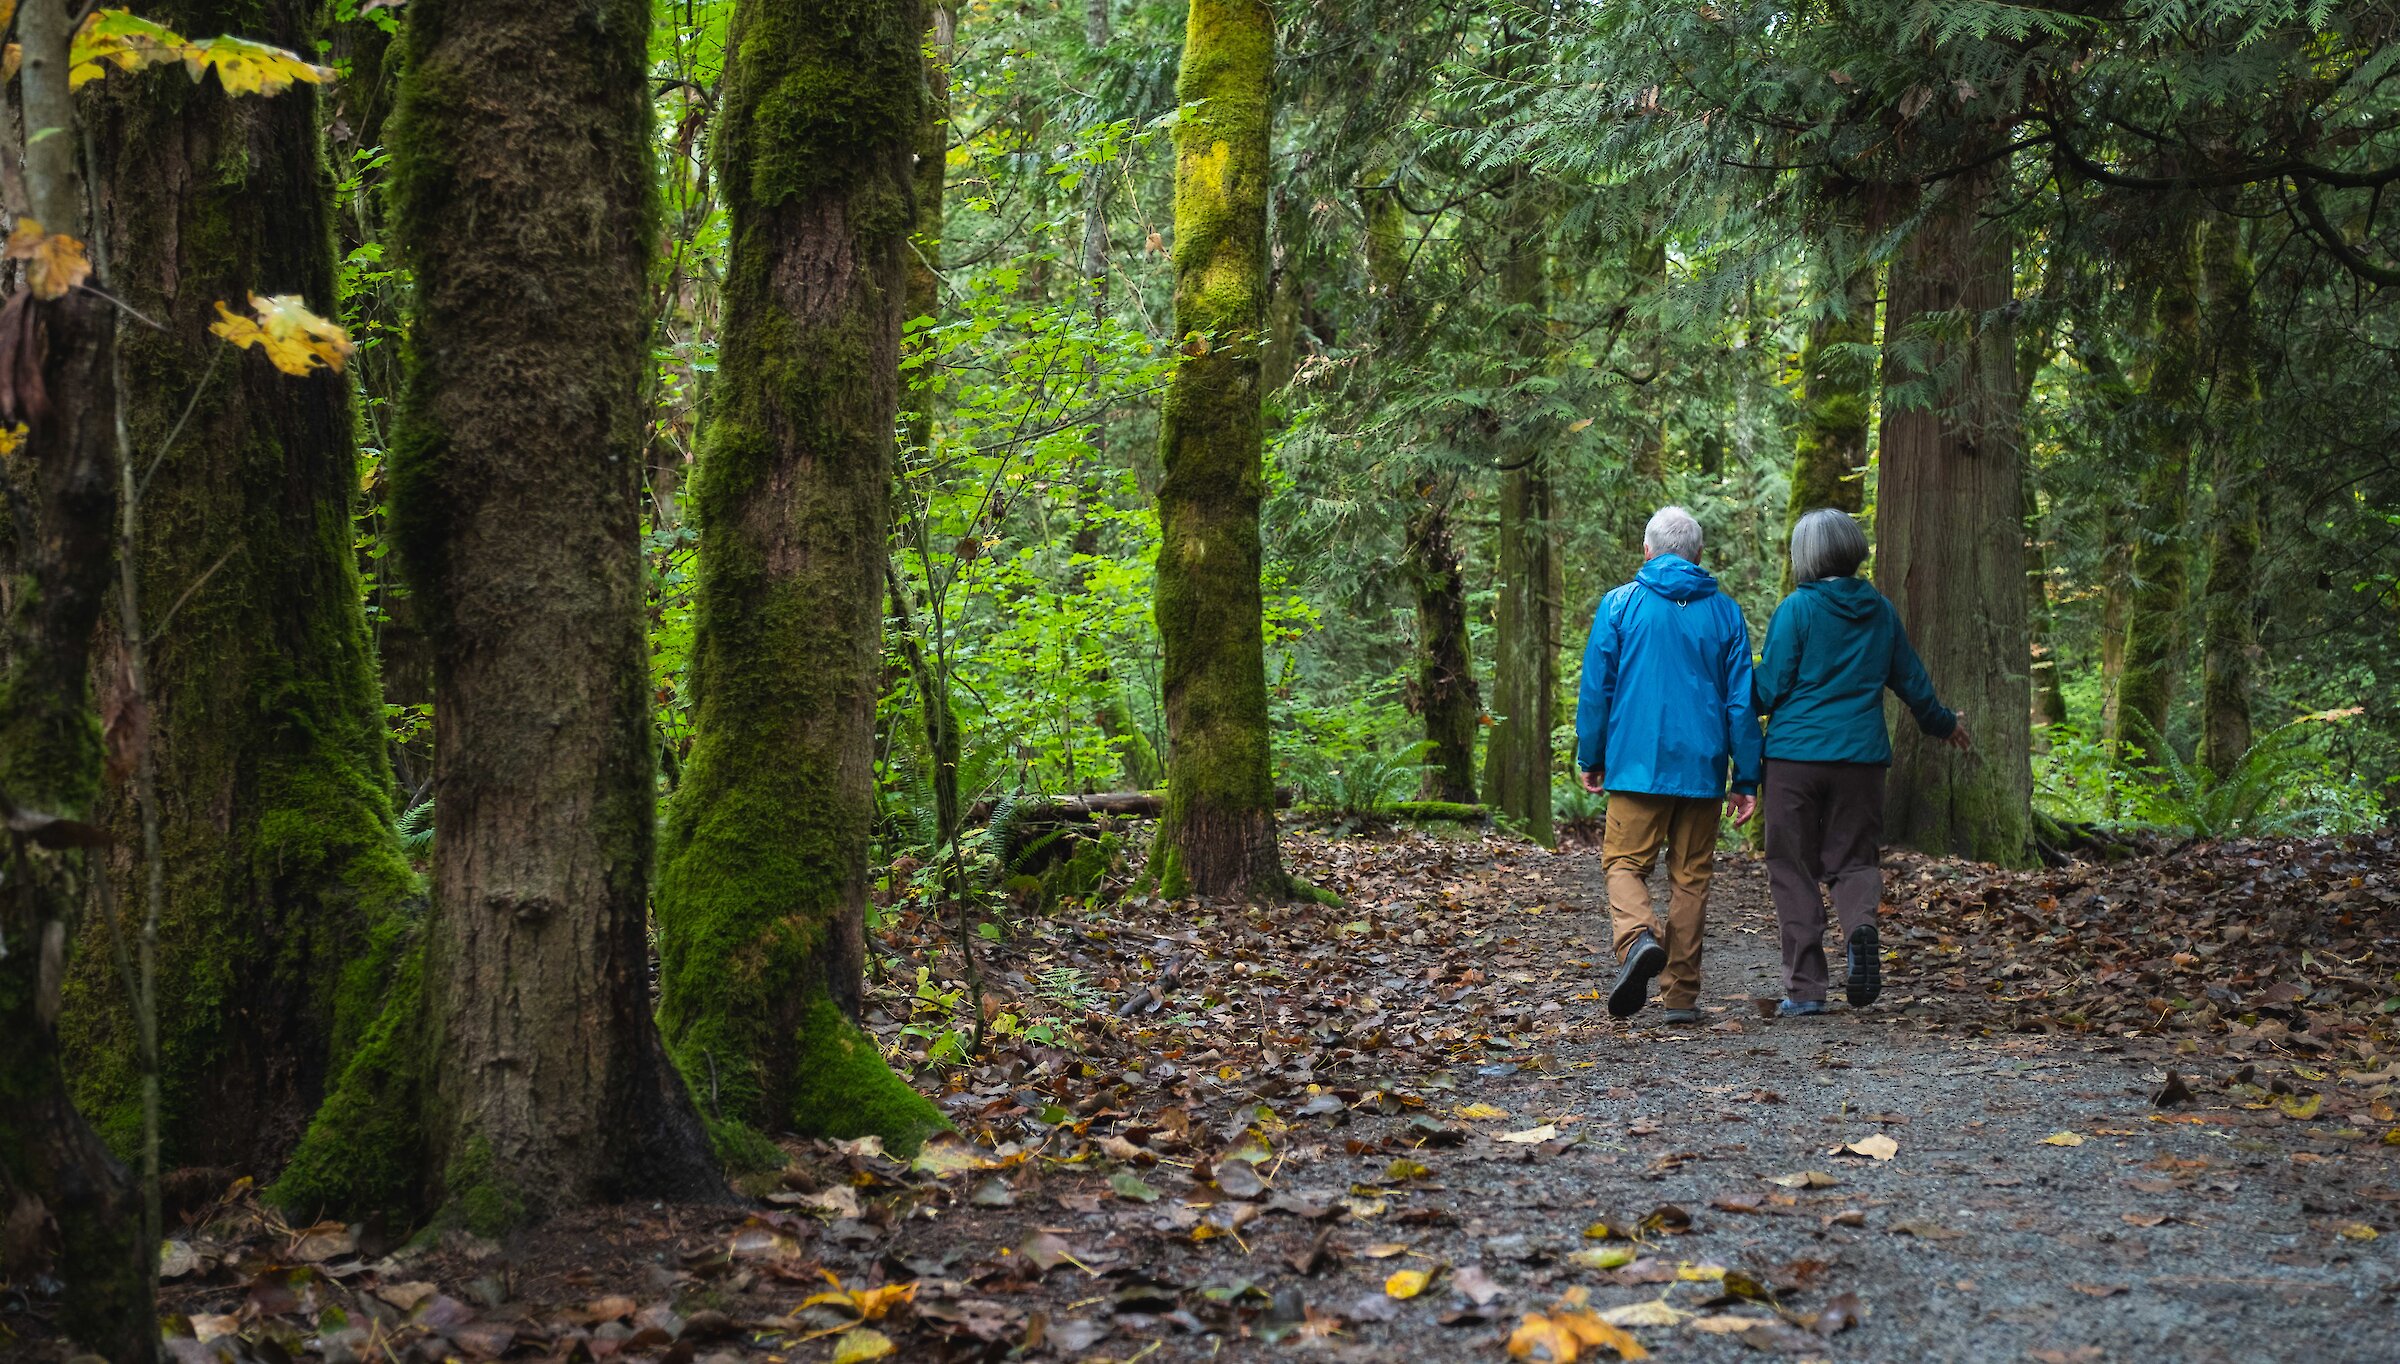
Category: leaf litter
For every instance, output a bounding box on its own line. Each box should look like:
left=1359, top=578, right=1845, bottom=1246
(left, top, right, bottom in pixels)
left=79, top=826, right=2400, bottom=1362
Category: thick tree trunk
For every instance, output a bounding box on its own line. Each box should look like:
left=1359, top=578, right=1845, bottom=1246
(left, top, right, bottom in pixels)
left=2117, top=213, right=2202, bottom=758
left=653, top=0, right=947, bottom=1153
left=1482, top=179, right=1554, bottom=843
left=0, top=5, right=152, bottom=1351
left=1406, top=493, right=1479, bottom=804
left=1151, top=0, right=1285, bottom=900
left=1874, top=167, right=2032, bottom=864
left=66, top=0, right=416, bottom=1177
left=276, top=0, right=722, bottom=1230
left=2198, top=212, right=2259, bottom=777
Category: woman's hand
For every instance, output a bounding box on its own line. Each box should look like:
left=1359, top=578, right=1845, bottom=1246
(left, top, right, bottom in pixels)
left=1944, top=712, right=1973, bottom=751
left=1579, top=768, right=1605, bottom=794
left=1726, top=792, right=1757, bottom=827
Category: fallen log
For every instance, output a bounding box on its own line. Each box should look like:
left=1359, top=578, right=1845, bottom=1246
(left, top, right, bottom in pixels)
left=963, top=788, right=1295, bottom=826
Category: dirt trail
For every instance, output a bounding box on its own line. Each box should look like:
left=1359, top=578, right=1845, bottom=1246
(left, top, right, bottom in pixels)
left=81, top=834, right=2400, bottom=1364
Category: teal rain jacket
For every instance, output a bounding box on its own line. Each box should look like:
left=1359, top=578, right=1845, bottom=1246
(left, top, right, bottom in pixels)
left=1574, top=554, right=1762, bottom=798
left=1753, top=574, right=1956, bottom=764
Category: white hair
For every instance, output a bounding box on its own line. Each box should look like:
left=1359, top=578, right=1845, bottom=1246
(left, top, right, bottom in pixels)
left=1643, top=505, right=1703, bottom=562
left=1790, top=507, right=1870, bottom=583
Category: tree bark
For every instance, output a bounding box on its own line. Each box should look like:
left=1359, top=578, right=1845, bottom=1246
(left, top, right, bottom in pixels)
left=1874, top=166, right=2032, bottom=864
left=653, top=0, right=947, bottom=1153
left=275, top=0, right=722, bottom=1229
left=2198, top=211, right=2259, bottom=776
left=1406, top=491, right=1478, bottom=803
left=2117, top=212, right=2203, bottom=758
left=1482, top=176, right=1555, bottom=843
left=1151, top=0, right=1285, bottom=899
left=65, top=0, right=417, bottom=1178
left=0, top=4, right=152, bottom=1353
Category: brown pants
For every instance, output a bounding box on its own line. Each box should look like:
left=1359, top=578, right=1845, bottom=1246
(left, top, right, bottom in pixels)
left=1602, top=791, right=1721, bottom=1010
left=1762, top=759, right=1885, bottom=1002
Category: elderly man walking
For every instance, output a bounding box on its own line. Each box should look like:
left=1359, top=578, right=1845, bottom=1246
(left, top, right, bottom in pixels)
left=1575, top=507, right=1762, bottom=1022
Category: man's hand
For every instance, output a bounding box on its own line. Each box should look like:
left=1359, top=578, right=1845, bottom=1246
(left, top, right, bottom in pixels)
left=1944, top=711, right=1974, bottom=752
left=1579, top=768, right=1604, bottom=795
left=1726, top=792, right=1757, bottom=827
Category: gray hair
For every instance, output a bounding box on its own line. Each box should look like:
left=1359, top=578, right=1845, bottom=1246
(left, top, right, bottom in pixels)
left=1643, top=505, right=1704, bottom=562
left=1790, top=507, right=1870, bottom=584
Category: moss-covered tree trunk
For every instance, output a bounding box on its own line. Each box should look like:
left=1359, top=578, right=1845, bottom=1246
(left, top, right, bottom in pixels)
left=1406, top=492, right=1479, bottom=804
left=0, top=4, right=152, bottom=1351
left=275, top=0, right=722, bottom=1229
left=1482, top=177, right=1554, bottom=843
left=1784, top=262, right=1876, bottom=553
left=1874, top=167, right=2032, bottom=864
left=65, top=0, right=416, bottom=1177
left=2117, top=212, right=2202, bottom=757
left=652, top=0, right=947, bottom=1153
left=1151, top=0, right=1285, bottom=898
left=2198, top=211, right=2260, bottom=776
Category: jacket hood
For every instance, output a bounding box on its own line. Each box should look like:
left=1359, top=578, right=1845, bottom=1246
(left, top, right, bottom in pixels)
left=1797, top=573, right=1886, bottom=621
left=1636, top=553, right=1720, bottom=603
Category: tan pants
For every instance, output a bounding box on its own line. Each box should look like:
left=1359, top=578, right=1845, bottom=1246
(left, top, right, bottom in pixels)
left=1603, top=791, right=1722, bottom=1010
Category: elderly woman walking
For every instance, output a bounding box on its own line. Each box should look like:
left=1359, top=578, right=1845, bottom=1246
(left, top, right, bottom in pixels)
left=1753, top=509, right=1971, bottom=1018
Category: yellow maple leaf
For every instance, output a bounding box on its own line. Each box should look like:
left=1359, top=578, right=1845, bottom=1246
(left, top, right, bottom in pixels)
left=210, top=294, right=354, bottom=376
left=830, top=1328, right=895, bottom=1363
left=69, top=10, right=190, bottom=89
left=5, top=218, right=93, bottom=300
left=1555, top=1309, right=1650, bottom=1359
left=1384, top=1268, right=1429, bottom=1299
left=1508, top=1312, right=1582, bottom=1362
left=182, top=35, right=331, bottom=96
left=798, top=1270, right=917, bottom=1322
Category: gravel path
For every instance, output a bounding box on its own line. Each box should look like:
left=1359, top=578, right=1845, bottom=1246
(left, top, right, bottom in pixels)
left=1211, top=850, right=2400, bottom=1362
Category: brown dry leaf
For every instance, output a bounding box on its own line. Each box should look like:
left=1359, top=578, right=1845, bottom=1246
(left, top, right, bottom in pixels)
left=2122, top=1211, right=2170, bottom=1228
left=1363, top=1242, right=1411, bottom=1259
left=1841, top=1133, right=1898, bottom=1160
left=1597, top=1300, right=1682, bottom=1328
left=1764, top=1170, right=1837, bottom=1189
left=1453, top=1264, right=1505, bottom=1306
left=2069, top=1283, right=2127, bottom=1298
left=1499, top=1123, right=1561, bottom=1144
left=5, top=218, right=92, bottom=300
left=189, top=1314, right=241, bottom=1343
left=287, top=1221, right=355, bottom=1261
left=378, top=1281, right=440, bottom=1311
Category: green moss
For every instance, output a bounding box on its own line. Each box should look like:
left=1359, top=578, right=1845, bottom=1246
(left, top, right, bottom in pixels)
left=267, top=935, right=429, bottom=1227
left=438, top=1136, right=527, bottom=1237
left=785, top=998, right=948, bottom=1156
left=707, top=1117, right=789, bottom=1175
left=1387, top=801, right=1488, bottom=822
left=1287, top=876, right=1343, bottom=908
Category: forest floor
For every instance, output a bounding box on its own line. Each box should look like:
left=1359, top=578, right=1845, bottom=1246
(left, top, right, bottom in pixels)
left=23, top=822, right=2400, bottom=1364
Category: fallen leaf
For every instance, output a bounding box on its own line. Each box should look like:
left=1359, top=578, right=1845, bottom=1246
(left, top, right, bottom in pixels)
left=2278, top=1093, right=2324, bottom=1121
left=1840, top=1133, right=1897, bottom=1161
left=1557, top=1309, right=1651, bottom=1358
left=2069, top=1283, right=2126, bottom=1297
left=1688, top=1313, right=1770, bottom=1335
left=1764, top=1170, right=1837, bottom=1189
left=1500, top=1124, right=1561, bottom=1144
left=1811, top=1291, right=1863, bottom=1335
left=1567, top=1247, right=1634, bottom=1271
left=801, top=1273, right=918, bottom=1322
left=910, top=1134, right=997, bottom=1178
left=1363, top=1242, right=1411, bottom=1258
left=831, top=1327, right=896, bottom=1363
left=2337, top=1222, right=2379, bottom=1241
left=1453, top=1264, right=1505, bottom=1306
left=1108, top=1171, right=1160, bottom=1203
left=190, top=1314, right=241, bottom=1343
left=2122, top=1212, right=2170, bottom=1228
left=1455, top=1103, right=1511, bottom=1120
left=1597, top=1299, right=1682, bottom=1328
left=379, top=1282, right=440, bottom=1311
left=1385, top=1268, right=1431, bottom=1299
left=1507, top=1312, right=1582, bottom=1362
left=1386, top=1157, right=1433, bottom=1181
left=2041, top=1131, right=2088, bottom=1147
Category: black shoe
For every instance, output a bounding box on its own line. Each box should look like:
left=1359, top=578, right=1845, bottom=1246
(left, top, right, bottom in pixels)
left=1845, top=923, right=1882, bottom=1007
left=1609, top=932, right=1667, bottom=1019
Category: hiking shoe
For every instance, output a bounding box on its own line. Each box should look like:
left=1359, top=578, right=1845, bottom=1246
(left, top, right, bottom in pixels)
left=1608, top=932, right=1667, bottom=1019
left=1845, top=923, right=1883, bottom=1007
left=1776, top=998, right=1830, bottom=1019
left=1659, top=1007, right=1702, bottom=1025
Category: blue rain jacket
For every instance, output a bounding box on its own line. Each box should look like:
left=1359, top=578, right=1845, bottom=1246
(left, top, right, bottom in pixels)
left=1574, top=554, right=1762, bottom=797
left=1752, top=574, right=1956, bottom=764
